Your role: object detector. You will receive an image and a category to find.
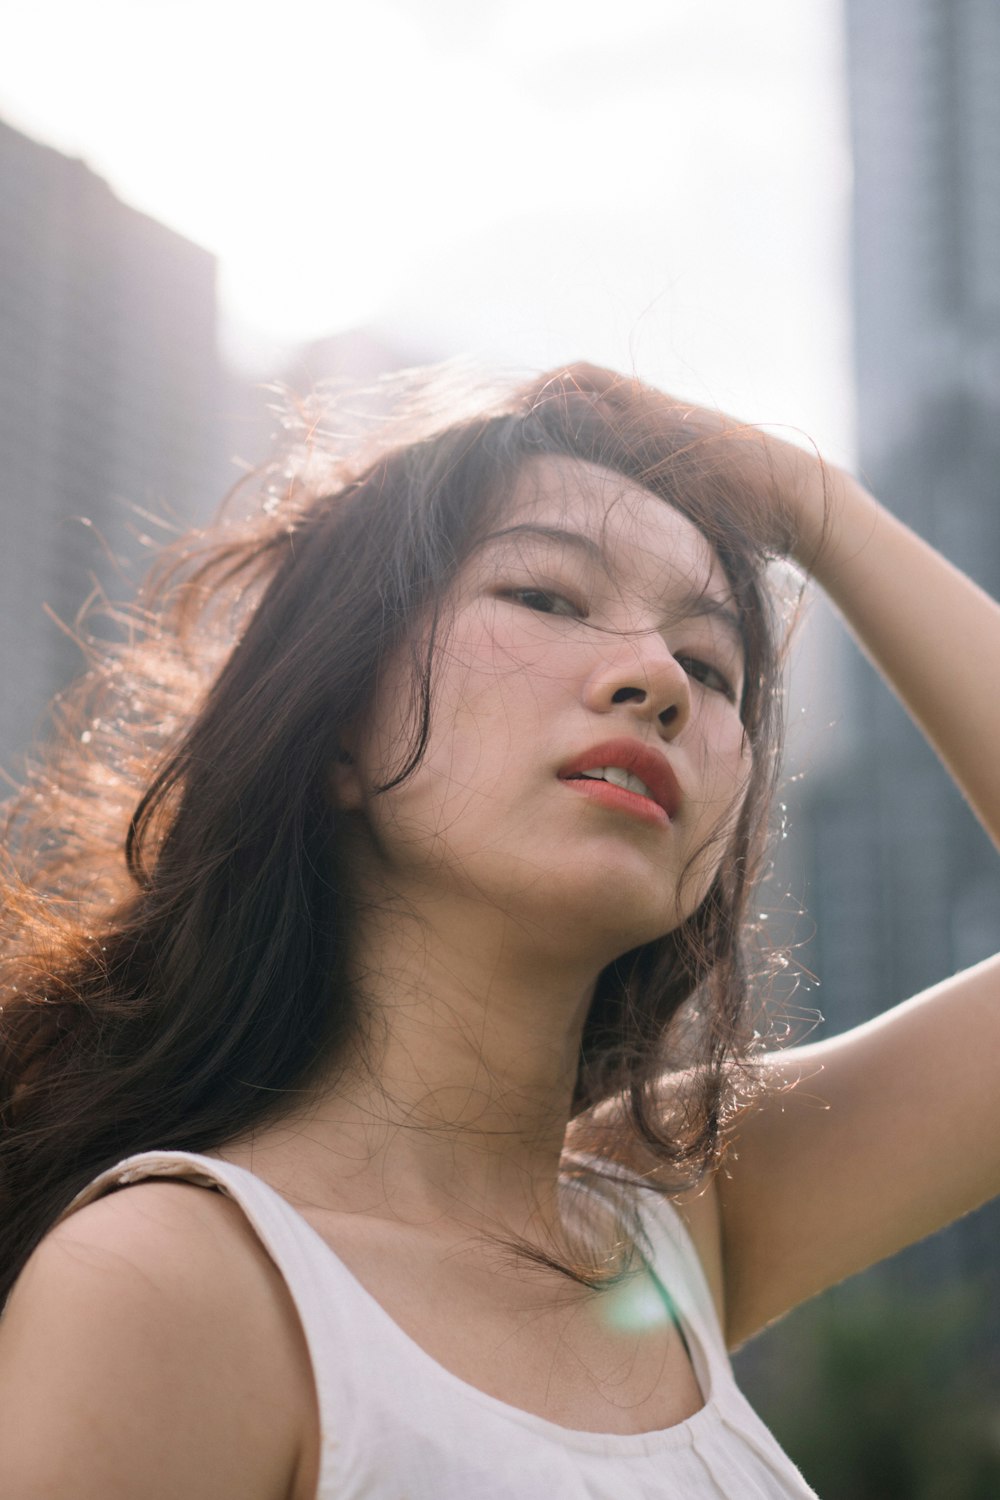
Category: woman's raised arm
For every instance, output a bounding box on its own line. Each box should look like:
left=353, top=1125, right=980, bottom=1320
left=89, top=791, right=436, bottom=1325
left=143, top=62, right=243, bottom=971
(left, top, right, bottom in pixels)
left=716, top=442, right=1000, bottom=1347
left=784, top=449, right=1000, bottom=839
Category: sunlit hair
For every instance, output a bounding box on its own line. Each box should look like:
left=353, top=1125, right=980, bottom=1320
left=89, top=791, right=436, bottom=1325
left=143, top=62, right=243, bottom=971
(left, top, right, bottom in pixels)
left=0, top=363, right=800, bottom=1303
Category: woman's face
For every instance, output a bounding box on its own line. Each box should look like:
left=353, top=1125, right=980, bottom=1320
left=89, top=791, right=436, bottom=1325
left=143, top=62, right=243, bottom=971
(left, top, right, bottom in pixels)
left=337, top=457, right=753, bottom=958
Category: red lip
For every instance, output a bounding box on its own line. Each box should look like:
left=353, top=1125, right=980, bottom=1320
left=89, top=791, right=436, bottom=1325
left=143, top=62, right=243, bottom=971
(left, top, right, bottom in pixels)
left=557, top=737, right=682, bottom=819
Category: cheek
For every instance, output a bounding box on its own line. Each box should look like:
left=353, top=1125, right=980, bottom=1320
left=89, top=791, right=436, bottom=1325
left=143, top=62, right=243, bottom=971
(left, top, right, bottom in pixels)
left=674, top=743, right=752, bottom=923
left=429, top=610, right=573, bottom=740
left=694, top=709, right=752, bottom=810
left=353, top=618, right=550, bottom=810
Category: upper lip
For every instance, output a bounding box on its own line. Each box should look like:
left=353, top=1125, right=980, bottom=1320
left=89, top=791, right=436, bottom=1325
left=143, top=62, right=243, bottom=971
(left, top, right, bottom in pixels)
left=557, top=737, right=682, bottom=818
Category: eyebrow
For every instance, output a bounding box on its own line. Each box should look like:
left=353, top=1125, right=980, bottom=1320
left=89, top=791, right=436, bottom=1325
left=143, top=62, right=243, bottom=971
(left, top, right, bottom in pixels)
left=479, top=523, right=747, bottom=655
left=481, top=523, right=613, bottom=574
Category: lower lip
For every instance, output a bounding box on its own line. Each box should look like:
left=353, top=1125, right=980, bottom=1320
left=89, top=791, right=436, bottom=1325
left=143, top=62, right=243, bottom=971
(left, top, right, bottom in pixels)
left=559, top=777, right=670, bottom=826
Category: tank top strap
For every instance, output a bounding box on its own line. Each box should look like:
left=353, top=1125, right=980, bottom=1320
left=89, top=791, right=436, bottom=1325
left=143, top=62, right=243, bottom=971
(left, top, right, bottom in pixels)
left=633, top=1185, right=733, bottom=1387
left=570, top=1157, right=733, bottom=1396
left=58, top=1149, right=347, bottom=1494
left=58, top=1148, right=817, bottom=1500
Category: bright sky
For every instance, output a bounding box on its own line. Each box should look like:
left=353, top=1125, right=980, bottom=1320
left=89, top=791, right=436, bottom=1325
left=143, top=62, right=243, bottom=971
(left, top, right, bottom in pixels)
left=0, top=0, right=855, bottom=460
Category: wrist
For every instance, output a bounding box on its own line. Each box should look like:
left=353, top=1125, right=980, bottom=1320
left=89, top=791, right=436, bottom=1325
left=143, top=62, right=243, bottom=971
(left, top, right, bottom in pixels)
left=798, top=467, right=882, bottom=585
left=765, top=440, right=875, bottom=577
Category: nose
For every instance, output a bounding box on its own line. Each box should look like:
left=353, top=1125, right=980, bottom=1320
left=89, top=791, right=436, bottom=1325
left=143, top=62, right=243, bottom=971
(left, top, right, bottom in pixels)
left=582, top=631, right=692, bottom=739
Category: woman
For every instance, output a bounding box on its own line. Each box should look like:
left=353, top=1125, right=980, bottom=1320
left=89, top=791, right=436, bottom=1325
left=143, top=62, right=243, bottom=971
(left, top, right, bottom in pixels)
left=0, top=364, right=997, bottom=1498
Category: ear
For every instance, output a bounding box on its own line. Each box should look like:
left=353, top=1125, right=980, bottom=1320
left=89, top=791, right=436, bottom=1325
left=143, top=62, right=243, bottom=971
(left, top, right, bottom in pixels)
left=328, top=746, right=365, bottom=811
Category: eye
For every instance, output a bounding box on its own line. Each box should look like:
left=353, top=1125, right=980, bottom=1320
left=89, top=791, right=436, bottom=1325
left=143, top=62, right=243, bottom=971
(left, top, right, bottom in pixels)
left=675, top=655, right=738, bottom=703
left=499, top=587, right=584, bottom=618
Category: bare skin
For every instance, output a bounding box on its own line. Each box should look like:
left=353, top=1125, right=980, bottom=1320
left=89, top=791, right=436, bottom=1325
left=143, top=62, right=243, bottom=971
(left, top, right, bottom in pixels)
left=3, top=429, right=999, bottom=1498
left=0, top=1182, right=317, bottom=1500
left=711, top=451, right=1000, bottom=1343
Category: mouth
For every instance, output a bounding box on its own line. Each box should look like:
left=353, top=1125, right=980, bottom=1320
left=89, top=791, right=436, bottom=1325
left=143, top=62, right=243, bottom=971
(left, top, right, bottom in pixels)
left=557, top=737, right=681, bottom=822
left=565, top=765, right=655, bottom=798
left=560, top=773, right=670, bottom=826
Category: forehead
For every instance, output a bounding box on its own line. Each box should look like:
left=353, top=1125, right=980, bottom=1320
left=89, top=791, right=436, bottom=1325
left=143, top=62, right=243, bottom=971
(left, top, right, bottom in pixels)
left=497, top=455, right=732, bottom=603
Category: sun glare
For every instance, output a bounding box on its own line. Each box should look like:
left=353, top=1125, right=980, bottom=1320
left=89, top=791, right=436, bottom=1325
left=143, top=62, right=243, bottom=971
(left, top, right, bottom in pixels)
left=0, top=0, right=853, bottom=454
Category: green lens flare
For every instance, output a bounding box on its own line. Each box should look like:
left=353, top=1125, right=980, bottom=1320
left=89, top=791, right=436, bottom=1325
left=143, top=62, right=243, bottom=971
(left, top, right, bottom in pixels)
left=601, top=1270, right=677, bottom=1333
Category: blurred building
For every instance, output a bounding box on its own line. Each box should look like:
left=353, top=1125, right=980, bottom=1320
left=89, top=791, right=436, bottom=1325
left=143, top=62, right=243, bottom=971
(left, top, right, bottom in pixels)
left=0, top=118, right=224, bottom=773
left=737, top=0, right=1000, bottom=1440
left=841, top=0, right=1000, bottom=1307
left=805, top=0, right=1000, bottom=1038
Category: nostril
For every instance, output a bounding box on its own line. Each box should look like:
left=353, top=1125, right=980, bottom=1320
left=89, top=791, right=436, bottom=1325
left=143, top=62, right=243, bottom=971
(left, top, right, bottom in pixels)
left=611, top=686, right=646, bottom=705
left=658, top=705, right=679, bottom=727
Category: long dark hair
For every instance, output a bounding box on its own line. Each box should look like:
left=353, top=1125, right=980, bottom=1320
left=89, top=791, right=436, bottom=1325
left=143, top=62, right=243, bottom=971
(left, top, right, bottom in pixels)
left=0, top=363, right=792, bottom=1306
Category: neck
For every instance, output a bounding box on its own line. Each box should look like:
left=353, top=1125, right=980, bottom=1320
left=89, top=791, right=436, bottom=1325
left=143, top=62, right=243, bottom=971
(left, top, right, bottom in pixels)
left=231, top=892, right=611, bottom=1240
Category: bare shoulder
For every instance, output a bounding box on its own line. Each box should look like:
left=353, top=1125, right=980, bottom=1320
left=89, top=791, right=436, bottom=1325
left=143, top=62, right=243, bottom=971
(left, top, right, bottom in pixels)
left=0, top=1180, right=316, bottom=1500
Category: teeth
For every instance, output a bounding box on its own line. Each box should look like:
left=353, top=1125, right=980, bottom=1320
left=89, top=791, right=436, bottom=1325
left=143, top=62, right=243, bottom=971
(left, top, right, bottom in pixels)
left=579, top=766, right=654, bottom=800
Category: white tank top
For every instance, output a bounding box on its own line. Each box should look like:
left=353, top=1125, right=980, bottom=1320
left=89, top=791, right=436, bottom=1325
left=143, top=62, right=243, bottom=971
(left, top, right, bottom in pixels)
left=63, top=1150, right=818, bottom=1499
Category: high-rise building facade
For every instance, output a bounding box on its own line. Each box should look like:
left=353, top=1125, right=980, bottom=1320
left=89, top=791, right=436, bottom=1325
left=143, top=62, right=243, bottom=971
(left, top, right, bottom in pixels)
left=0, top=118, right=223, bottom=771
left=824, top=0, right=1000, bottom=1032
left=771, top=2, right=1000, bottom=1059
left=736, top=6, right=1000, bottom=1479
